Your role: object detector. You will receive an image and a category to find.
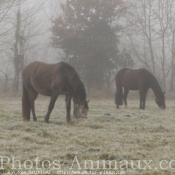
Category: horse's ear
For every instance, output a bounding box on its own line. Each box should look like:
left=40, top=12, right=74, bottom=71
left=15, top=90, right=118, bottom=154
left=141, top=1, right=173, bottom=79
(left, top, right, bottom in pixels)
left=163, top=91, right=165, bottom=95
left=87, top=99, right=90, bottom=103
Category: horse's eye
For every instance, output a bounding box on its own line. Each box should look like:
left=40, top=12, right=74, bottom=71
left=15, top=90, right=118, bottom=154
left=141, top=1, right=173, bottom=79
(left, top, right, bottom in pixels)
left=82, top=111, right=85, bottom=113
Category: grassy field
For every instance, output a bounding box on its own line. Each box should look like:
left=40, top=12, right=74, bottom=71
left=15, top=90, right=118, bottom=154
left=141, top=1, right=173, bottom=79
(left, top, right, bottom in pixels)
left=0, top=95, right=175, bottom=175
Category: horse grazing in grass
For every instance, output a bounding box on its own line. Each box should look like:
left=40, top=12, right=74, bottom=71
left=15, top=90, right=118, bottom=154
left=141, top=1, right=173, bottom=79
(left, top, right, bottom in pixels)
left=115, top=68, right=166, bottom=110
left=22, top=61, right=89, bottom=123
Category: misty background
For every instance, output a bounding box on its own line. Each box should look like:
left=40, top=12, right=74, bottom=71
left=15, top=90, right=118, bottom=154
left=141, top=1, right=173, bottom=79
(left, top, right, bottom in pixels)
left=0, top=0, right=175, bottom=95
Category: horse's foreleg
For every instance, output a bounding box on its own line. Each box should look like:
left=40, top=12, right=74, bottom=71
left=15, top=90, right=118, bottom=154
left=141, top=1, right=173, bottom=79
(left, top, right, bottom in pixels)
left=31, top=105, right=37, bottom=121
left=139, top=90, right=146, bottom=110
left=142, top=89, right=148, bottom=110
left=73, top=103, right=78, bottom=117
left=45, top=94, right=58, bottom=123
left=65, top=95, right=72, bottom=123
left=123, top=89, right=129, bottom=108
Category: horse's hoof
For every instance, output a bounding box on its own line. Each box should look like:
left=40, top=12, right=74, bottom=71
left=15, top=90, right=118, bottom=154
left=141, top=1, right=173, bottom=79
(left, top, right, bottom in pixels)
left=68, top=120, right=73, bottom=124
left=33, top=118, right=37, bottom=122
left=66, top=117, right=71, bottom=123
left=23, top=119, right=30, bottom=122
left=45, top=119, right=49, bottom=123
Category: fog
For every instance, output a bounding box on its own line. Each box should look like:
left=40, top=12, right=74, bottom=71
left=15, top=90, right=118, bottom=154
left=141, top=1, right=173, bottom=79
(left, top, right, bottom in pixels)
left=0, top=0, right=174, bottom=94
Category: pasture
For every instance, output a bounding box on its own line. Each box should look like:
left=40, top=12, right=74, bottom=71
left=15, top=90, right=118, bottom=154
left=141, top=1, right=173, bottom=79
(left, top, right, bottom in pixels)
left=0, top=95, right=175, bottom=175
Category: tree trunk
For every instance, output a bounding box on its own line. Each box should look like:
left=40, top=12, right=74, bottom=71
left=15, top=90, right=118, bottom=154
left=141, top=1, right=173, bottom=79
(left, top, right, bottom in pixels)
left=13, top=9, right=24, bottom=93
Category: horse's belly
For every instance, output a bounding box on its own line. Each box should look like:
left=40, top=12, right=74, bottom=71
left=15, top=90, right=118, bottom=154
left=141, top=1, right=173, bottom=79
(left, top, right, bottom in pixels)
left=122, top=80, right=138, bottom=90
left=129, top=86, right=138, bottom=90
left=37, top=88, right=52, bottom=96
left=39, top=90, right=52, bottom=96
left=32, top=84, right=69, bottom=96
left=32, top=84, right=52, bottom=96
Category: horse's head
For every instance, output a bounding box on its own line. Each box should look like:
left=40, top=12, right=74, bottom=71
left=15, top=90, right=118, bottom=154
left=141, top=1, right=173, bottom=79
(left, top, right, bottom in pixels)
left=155, top=91, right=166, bottom=109
left=73, top=99, right=89, bottom=119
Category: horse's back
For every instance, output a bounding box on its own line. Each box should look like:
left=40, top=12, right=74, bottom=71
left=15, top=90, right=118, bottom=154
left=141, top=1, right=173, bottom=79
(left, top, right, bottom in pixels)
left=23, top=61, right=53, bottom=82
left=22, top=61, right=51, bottom=78
left=116, top=68, right=150, bottom=90
left=23, top=61, right=39, bottom=74
left=23, top=62, right=54, bottom=95
left=115, top=68, right=129, bottom=84
left=23, top=61, right=71, bottom=79
left=22, top=61, right=80, bottom=96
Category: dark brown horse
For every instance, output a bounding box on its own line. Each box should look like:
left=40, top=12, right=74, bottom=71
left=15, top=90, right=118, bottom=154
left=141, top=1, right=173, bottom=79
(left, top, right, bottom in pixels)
left=115, top=68, right=166, bottom=110
left=22, top=61, right=89, bottom=123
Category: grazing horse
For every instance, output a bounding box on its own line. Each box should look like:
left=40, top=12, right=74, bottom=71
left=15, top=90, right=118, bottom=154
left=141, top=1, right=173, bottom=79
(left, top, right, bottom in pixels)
left=22, top=61, right=89, bottom=123
left=115, top=68, right=166, bottom=110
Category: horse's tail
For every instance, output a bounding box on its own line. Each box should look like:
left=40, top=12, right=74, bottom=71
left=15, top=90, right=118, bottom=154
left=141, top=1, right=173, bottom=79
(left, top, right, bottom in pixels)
left=115, top=68, right=128, bottom=107
left=22, top=84, right=30, bottom=121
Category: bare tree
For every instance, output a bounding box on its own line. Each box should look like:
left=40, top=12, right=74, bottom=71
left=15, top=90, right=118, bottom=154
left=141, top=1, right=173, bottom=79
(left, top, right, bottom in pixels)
left=0, top=52, right=13, bottom=92
left=125, top=0, right=175, bottom=91
left=0, top=0, right=50, bottom=93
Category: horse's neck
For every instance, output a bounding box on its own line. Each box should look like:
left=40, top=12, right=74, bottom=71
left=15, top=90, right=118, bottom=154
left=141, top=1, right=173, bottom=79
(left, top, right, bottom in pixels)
left=74, top=81, right=86, bottom=100
left=150, top=80, right=162, bottom=97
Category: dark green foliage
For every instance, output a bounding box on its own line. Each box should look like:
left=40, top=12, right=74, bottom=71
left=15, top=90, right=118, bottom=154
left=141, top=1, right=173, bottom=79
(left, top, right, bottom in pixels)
left=51, top=0, right=133, bottom=90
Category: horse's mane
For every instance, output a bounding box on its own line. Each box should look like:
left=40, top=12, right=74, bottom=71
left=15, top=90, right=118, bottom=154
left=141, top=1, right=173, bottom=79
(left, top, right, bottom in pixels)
left=59, top=62, right=88, bottom=109
left=142, top=69, right=163, bottom=97
left=70, top=71, right=87, bottom=98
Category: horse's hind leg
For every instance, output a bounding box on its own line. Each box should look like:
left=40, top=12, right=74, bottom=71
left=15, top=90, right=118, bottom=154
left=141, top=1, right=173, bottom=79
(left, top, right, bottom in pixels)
left=65, top=95, right=72, bottom=123
left=139, top=94, right=143, bottom=109
left=123, top=89, right=129, bottom=108
left=115, top=91, right=119, bottom=108
left=115, top=87, right=123, bottom=108
left=31, top=96, right=38, bottom=121
left=45, top=93, right=59, bottom=123
left=27, top=88, right=38, bottom=121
